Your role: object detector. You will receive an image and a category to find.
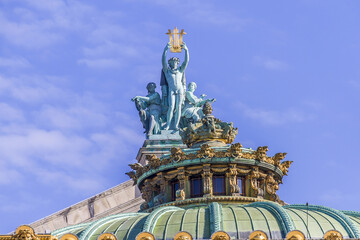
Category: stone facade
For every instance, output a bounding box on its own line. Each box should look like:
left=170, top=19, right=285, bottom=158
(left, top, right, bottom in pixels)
left=29, top=180, right=143, bottom=233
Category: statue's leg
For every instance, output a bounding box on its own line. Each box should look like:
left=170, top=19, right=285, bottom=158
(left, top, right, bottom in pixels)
left=148, top=115, right=155, bottom=136
left=174, top=93, right=184, bottom=130
left=139, top=110, right=147, bottom=133
left=165, top=93, right=175, bottom=130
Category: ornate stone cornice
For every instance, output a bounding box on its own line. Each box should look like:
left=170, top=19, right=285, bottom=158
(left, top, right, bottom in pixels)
left=126, top=144, right=292, bottom=186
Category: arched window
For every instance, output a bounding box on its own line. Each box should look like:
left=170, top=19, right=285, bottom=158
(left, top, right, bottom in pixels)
left=213, top=175, right=225, bottom=195
left=190, top=177, right=203, bottom=198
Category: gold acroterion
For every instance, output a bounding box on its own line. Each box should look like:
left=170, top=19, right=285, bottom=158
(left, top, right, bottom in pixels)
left=166, top=27, right=186, bottom=53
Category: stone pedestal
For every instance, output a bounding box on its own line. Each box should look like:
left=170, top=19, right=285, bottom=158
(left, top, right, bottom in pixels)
left=136, top=130, right=187, bottom=165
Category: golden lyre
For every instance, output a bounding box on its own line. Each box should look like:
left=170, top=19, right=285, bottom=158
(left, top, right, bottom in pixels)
left=166, top=27, right=186, bottom=53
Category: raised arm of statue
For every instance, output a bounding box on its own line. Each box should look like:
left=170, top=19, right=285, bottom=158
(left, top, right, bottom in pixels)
left=162, top=43, right=171, bottom=71
left=179, top=42, right=189, bottom=73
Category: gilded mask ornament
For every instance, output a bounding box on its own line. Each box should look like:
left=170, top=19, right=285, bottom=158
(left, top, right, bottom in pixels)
left=227, top=143, right=243, bottom=157
left=196, top=144, right=215, bottom=159
left=15, top=230, right=38, bottom=240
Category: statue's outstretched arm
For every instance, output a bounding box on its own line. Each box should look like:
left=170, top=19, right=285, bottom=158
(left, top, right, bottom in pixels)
left=162, top=43, right=171, bottom=71
left=133, top=96, right=150, bottom=102
left=186, top=92, right=200, bottom=105
left=179, top=42, right=189, bottom=73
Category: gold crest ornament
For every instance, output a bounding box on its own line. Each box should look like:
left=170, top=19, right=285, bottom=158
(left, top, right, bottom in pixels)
left=166, top=27, right=186, bottom=53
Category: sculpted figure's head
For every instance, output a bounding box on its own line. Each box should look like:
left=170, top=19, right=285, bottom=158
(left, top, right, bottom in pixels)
left=168, top=57, right=180, bottom=70
left=188, top=82, right=197, bottom=92
left=146, top=82, right=156, bottom=93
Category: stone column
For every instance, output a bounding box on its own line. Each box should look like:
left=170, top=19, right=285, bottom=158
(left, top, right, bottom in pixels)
left=176, top=167, right=188, bottom=200
left=201, top=164, right=213, bottom=197
left=226, top=164, right=240, bottom=196
left=156, top=172, right=167, bottom=202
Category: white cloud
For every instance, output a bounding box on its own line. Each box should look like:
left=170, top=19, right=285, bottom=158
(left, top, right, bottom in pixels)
left=0, top=0, right=94, bottom=48
left=235, top=102, right=313, bottom=126
left=0, top=103, right=24, bottom=122
left=77, top=58, right=124, bottom=69
left=144, top=0, right=248, bottom=30
left=0, top=57, right=31, bottom=68
left=253, top=56, right=288, bottom=70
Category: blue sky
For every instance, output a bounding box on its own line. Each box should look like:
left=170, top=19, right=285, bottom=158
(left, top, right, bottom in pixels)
left=1, top=0, right=360, bottom=233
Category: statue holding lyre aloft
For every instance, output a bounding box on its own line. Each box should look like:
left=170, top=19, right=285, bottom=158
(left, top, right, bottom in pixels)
left=161, top=27, right=189, bottom=130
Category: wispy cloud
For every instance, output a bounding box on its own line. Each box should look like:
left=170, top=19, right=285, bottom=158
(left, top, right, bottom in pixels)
left=235, top=102, right=313, bottom=126
left=0, top=0, right=94, bottom=48
left=146, top=0, right=249, bottom=30
left=0, top=73, right=143, bottom=195
left=0, top=57, right=31, bottom=68
left=253, top=56, right=288, bottom=71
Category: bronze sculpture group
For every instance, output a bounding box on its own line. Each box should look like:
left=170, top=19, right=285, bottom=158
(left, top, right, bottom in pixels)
left=132, top=42, right=215, bottom=136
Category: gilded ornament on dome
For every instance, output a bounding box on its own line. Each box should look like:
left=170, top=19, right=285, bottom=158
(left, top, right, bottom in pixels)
left=59, top=234, right=78, bottom=240
left=174, top=231, right=192, bottom=240
left=196, top=144, right=215, bottom=159
left=146, top=154, right=161, bottom=169
left=179, top=102, right=238, bottom=147
left=136, top=232, right=155, bottom=240
left=211, top=231, right=230, bottom=240
left=272, top=152, right=287, bottom=166
left=249, top=231, right=268, bottom=240
left=255, top=146, right=269, bottom=161
left=286, top=230, right=305, bottom=240
left=129, top=163, right=144, bottom=176
left=125, top=171, right=137, bottom=185
left=0, top=226, right=57, bottom=240
left=324, top=231, right=343, bottom=240
left=279, top=160, right=293, bottom=175
left=169, top=147, right=186, bottom=162
left=226, top=143, right=243, bottom=157
left=98, top=233, right=117, bottom=240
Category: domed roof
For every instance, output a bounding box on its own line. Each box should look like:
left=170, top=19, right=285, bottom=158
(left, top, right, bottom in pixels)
left=52, top=203, right=360, bottom=240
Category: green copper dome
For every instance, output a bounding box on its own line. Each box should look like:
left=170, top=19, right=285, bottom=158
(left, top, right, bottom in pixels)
left=52, top=202, right=360, bottom=240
